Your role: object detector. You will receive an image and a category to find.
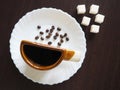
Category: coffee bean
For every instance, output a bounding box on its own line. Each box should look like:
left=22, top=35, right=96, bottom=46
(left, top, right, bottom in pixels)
left=60, top=39, right=64, bottom=43
left=37, top=25, right=41, bottom=29
left=40, top=31, right=44, bottom=35
left=41, top=37, right=44, bottom=41
left=46, top=33, right=52, bottom=39
left=46, top=29, right=49, bottom=33
left=64, top=33, right=67, bottom=37
left=57, top=27, right=61, bottom=31
left=50, top=29, right=54, bottom=33
left=53, top=36, right=57, bottom=40
left=60, top=34, right=63, bottom=38
left=49, top=33, right=52, bottom=36
left=48, top=41, right=52, bottom=45
left=58, top=42, right=61, bottom=46
left=35, top=36, right=39, bottom=40
left=46, top=35, right=50, bottom=39
left=55, top=32, right=59, bottom=36
left=66, top=37, right=69, bottom=41
left=51, top=26, right=55, bottom=29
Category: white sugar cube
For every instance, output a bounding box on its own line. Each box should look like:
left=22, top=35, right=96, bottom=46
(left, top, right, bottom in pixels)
left=77, top=5, right=86, bottom=14
left=89, top=4, right=99, bottom=14
left=90, top=24, right=100, bottom=33
left=81, top=16, right=91, bottom=26
left=95, top=14, right=105, bottom=24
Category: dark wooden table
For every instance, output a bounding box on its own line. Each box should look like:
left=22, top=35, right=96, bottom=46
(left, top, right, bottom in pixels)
left=0, top=0, right=120, bottom=90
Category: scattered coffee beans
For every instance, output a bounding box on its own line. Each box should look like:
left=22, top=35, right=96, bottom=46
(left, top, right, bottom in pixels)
left=35, top=25, right=70, bottom=47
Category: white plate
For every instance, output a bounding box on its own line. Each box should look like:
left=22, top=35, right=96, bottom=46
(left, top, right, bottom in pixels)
left=9, top=8, right=86, bottom=85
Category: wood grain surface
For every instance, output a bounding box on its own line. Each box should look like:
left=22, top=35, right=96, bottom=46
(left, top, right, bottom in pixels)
left=0, top=0, right=120, bottom=90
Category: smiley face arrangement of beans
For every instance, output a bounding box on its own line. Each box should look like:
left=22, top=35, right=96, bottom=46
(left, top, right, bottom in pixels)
left=35, top=25, right=69, bottom=47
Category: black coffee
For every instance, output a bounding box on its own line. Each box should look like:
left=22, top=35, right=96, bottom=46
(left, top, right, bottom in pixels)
left=23, top=45, right=62, bottom=66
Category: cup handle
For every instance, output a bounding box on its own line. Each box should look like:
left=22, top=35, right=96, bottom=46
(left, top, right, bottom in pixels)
left=64, top=49, right=80, bottom=62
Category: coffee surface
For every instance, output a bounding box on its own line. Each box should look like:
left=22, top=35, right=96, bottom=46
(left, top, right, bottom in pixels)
left=23, top=45, right=62, bottom=66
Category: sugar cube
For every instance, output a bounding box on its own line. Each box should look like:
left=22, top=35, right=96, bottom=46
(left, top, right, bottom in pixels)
left=90, top=24, right=100, bottom=33
left=95, top=14, right=105, bottom=24
left=81, top=16, right=91, bottom=26
left=89, top=4, right=99, bottom=14
left=77, top=5, right=86, bottom=14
